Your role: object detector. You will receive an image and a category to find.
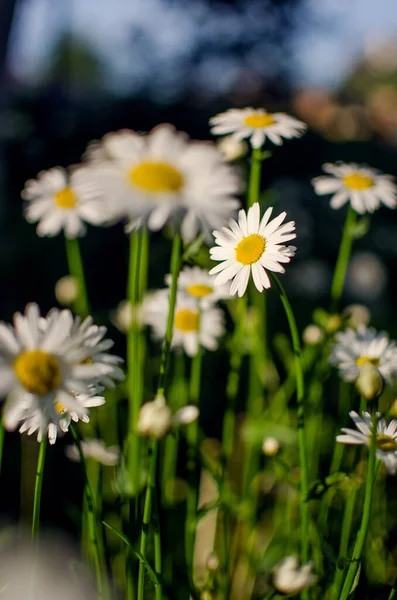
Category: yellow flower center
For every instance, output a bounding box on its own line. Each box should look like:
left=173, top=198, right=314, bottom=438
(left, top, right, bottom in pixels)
left=128, top=161, right=184, bottom=193
left=376, top=434, right=397, bottom=452
left=243, top=113, right=275, bottom=128
left=343, top=173, right=374, bottom=190
left=174, top=309, right=199, bottom=333
left=187, top=284, right=213, bottom=298
left=55, top=402, right=66, bottom=413
left=14, top=350, right=61, bottom=395
left=356, top=356, right=380, bottom=367
left=235, top=234, right=266, bottom=265
left=55, top=187, right=78, bottom=209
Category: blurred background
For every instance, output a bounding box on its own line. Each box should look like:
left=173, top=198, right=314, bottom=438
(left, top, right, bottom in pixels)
left=1, top=0, right=397, bottom=569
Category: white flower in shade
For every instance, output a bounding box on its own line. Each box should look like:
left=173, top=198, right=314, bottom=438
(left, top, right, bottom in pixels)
left=312, top=162, right=397, bottom=214
left=209, top=202, right=296, bottom=297
left=302, top=324, right=324, bottom=346
left=337, top=411, right=397, bottom=474
left=329, top=325, right=397, bottom=383
left=22, top=166, right=110, bottom=238
left=66, top=439, right=120, bottom=466
left=166, top=266, right=230, bottom=309
left=144, top=290, right=225, bottom=357
left=272, top=556, right=316, bottom=595
left=210, top=107, right=307, bottom=148
left=262, top=437, right=280, bottom=456
left=86, top=125, right=241, bottom=242
left=0, top=304, right=121, bottom=443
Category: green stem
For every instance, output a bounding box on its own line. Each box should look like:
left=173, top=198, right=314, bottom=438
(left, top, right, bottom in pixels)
left=270, top=274, right=309, bottom=569
left=70, top=423, right=104, bottom=599
left=247, top=147, right=262, bottom=208
left=389, top=587, right=397, bottom=600
left=332, top=481, right=359, bottom=599
left=65, top=237, right=90, bottom=317
left=330, top=207, right=357, bottom=312
left=338, top=409, right=378, bottom=600
left=31, top=436, right=48, bottom=540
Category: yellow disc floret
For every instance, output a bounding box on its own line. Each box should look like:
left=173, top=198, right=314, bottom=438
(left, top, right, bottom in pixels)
left=376, top=434, right=397, bottom=452
left=343, top=173, right=373, bottom=190
left=356, top=356, right=380, bottom=367
left=129, top=162, right=184, bottom=193
left=235, top=234, right=266, bottom=265
left=14, top=350, right=61, bottom=395
left=187, top=284, right=213, bottom=298
left=175, top=309, right=199, bottom=333
left=55, top=187, right=78, bottom=209
left=243, top=113, right=275, bottom=128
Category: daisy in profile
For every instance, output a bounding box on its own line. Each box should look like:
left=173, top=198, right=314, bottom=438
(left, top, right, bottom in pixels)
left=329, top=325, right=397, bottom=383
left=337, top=411, right=397, bottom=474
left=209, top=107, right=307, bottom=148
left=22, top=166, right=110, bottom=238
left=66, top=439, right=120, bottom=466
left=312, top=162, right=397, bottom=214
left=144, top=290, right=225, bottom=356
left=209, top=202, right=296, bottom=297
left=165, top=266, right=230, bottom=308
left=0, top=304, right=122, bottom=443
left=83, top=124, right=241, bottom=242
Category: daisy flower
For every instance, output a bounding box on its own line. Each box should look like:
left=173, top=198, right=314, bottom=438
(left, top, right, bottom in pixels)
left=337, top=411, right=397, bottom=474
left=83, top=124, right=241, bottom=242
left=329, top=325, right=397, bottom=383
left=165, top=266, right=230, bottom=308
left=209, top=107, right=307, bottom=148
left=209, top=202, right=296, bottom=297
left=66, top=439, right=120, bottom=466
left=143, top=290, right=225, bottom=357
left=0, top=304, right=122, bottom=443
left=312, top=162, right=397, bottom=214
left=22, top=166, right=110, bottom=238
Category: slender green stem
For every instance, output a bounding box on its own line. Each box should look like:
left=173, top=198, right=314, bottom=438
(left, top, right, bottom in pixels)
left=332, top=480, right=359, bottom=599
left=330, top=207, right=357, bottom=312
left=338, top=409, right=378, bottom=600
left=247, top=147, right=263, bottom=208
left=65, top=237, right=90, bottom=317
left=389, top=586, right=397, bottom=600
left=69, top=424, right=104, bottom=599
left=31, top=436, right=48, bottom=540
left=269, top=273, right=309, bottom=570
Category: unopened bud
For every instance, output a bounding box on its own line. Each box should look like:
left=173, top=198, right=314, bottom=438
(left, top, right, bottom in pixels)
left=137, top=395, right=172, bottom=439
left=343, top=304, right=370, bottom=328
left=55, top=276, right=79, bottom=305
left=303, top=324, right=324, bottom=346
left=262, top=437, right=281, bottom=456
left=217, top=135, right=248, bottom=162
left=272, top=556, right=317, bottom=595
left=355, top=363, right=383, bottom=401
left=325, top=314, right=343, bottom=333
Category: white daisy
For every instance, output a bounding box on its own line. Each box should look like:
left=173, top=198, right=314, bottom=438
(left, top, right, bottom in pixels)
left=22, top=166, right=111, bottom=238
left=209, top=202, right=296, bottom=297
left=83, top=124, right=241, bottom=242
left=165, top=266, right=230, bottom=309
left=143, top=290, right=225, bottom=357
left=0, top=304, right=122, bottom=443
left=66, top=439, right=120, bottom=466
left=329, top=325, right=397, bottom=382
left=272, top=556, right=316, bottom=595
left=337, top=411, right=397, bottom=474
left=209, top=107, right=307, bottom=148
left=312, top=162, right=397, bottom=214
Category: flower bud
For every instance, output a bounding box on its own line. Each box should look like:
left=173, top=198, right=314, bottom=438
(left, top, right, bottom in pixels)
left=55, top=276, right=79, bottom=306
left=137, top=395, right=172, bottom=439
left=272, top=556, right=316, bottom=595
left=355, top=363, right=383, bottom=401
left=343, top=304, right=370, bottom=328
left=302, top=324, right=324, bottom=346
left=325, top=314, right=343, bottom=333
left=217, top=135, right=248, bottom=162
left=262, top=437, right=281, bottom=456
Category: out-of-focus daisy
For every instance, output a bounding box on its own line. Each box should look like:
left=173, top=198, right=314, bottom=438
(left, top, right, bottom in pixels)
left=137, top=394, right=199, bottom=439
left=337, top=411, right=397, bottom=474
left=144, top=290, right=225, bottom=356
left=66, top=439, right=120, bottom=466
left=272, top=556, right=316, bottom=595
left=312, top=162, right=397, bottom=214
left=209, top=202, right=296, bottom=297
left=329, top=325, right=397, bottom=383
left=55, top=275, right=79, bottom=306
left=0, top=304, right=122, bottom=443
left=210, top=107, right=307, bottom=148
left=166, top=266, right=230, bottom=308
left=216, top=135, right=248, bottom=161
left=84, top=124, right=241, bottom=242
left=22, top=166, right=110, bottom=238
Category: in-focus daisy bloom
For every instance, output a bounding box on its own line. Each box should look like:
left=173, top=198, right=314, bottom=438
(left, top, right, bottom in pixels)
left=86, top=124, right=241, bottom=242
left=166, top=266, right=230, bottom=309
left=144, top=290, right=225, bottom=356
left=209, top=202, right=296, bottom=297
left=22, top=166, right=110, bottom=238
left=329, top=324, right=397, bottom=383
left=312, top=162, right=397, bottom=214
left=66, top=439, right=120, bottom=466
left=272, top=556, right=316, bottom=595
left=0, top=304, right=122, bottom=443
left=337, top=411, right=397, bottom=474
left=210, top=107, right=307, bottom=148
